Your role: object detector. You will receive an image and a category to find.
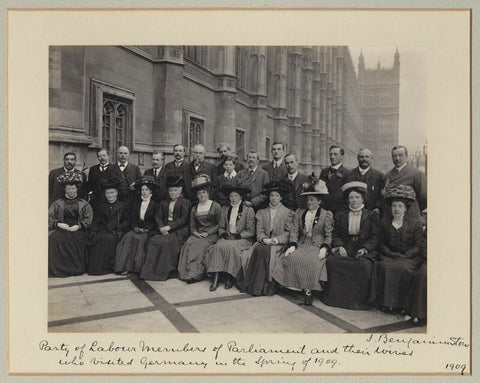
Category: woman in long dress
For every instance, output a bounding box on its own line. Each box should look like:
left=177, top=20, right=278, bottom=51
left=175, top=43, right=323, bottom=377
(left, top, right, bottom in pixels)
left=178, top=174, right=222, bottom=283
left=322, top=181, right=380, bottom=310
left=114, top=175, right=158, bottom=276
left=241, top=181, right=295, bottom=296
left=272, top=175, right=333, bottom=305
left=140, top=176, right=191, bottom=281
left=205, top=179, right=255, bottom=291
left=376, top=184, right=424, bottom=314
left=87, top=178, right=130, bottom=275
left=49, top=171, right=93, bottom=277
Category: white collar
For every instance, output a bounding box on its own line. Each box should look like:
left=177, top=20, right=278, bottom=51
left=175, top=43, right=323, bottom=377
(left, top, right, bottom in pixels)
left=224, top=169, right=237, bottom=178
left=358, top=166, right=370, bottom=175
left=100, top=162, right=110, bottom=168
left=118, top=161, right=128, bottom=168
left=248, top=166, right=257, bottom=173
left=273, top=158, right=283, bottom=167
left=288, top=171, right=298, bottom=180
left=330, top=163, right=342, bottom=170
left=395, top=163, right=407, bottom=172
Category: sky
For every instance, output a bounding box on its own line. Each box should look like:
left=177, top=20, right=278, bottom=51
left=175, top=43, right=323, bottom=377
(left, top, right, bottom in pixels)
left=348, top=46, right=427, bottom=155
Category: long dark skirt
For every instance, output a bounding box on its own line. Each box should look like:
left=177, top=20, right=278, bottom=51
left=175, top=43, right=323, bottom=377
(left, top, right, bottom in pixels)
left=242, top=244, right=271, bottom=296
left=140, top=233, right=184, bottom=281
left=322, top=255, right=376, bottom=310
left=404, top=263, right=427, bottom=319
left=87, top=231, right=117, bottom=275
left=49, top=230, right=87, bottom=277
left=114, top=231, right=149, bottom=273
left=177, top=234, right=218, bottom=281
left=376, top=256, right=417, bottom=309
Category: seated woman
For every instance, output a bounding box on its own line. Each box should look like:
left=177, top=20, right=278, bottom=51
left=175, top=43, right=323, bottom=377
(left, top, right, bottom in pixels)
left=216, top=156, right=239, bottom=207
left=178, top=174, right=222, bottom=283
left=48, top=171, right=93, bottom=277
left=322, top=181, right=379, bottom=310
left=205, top=179, right=255, bottom=291
left=376, top=184, right=424, bottom=314
left=272, top=175, right=333, bottom=305
left=87, top=178, right=129, bottom=275
left=404, top=225, right=427, bottom=326
left=140, top=176, right=191, bottom=281
left=241, top=181, right=295, bottom=296
left=114, top=175, right=158, bottom=276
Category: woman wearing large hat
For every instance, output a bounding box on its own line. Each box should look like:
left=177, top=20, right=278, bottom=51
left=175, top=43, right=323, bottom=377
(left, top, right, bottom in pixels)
left=272, top=174, right=334, bottom=305
left=178, top=174, right=222, bottom=283
left=204, top=178, right=255, bottom=291
left=241, top=180, right=295, bottom=296
left=48, top=171, right=93, bottom=277
left=322, top=181, right=380, bottom=310
left=140, top=176, right=191, bottom=281
left=86, top=177, right=130, bottom=275
left=376, top=184, right=424, bottom=314
left=114, top=175, right=159, bottom=275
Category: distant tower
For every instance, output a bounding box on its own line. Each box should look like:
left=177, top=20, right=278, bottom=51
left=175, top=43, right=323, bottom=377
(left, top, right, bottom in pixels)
left=358, top=49, right=400, bottom=172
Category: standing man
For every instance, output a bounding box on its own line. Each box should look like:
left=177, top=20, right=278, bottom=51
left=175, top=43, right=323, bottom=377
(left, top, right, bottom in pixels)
left=320, top=145, right=350, bottom=213
left=346, top=148, right=384, bottom=215
left=238, top=151, right=270, bottom=210
left=86, top=148, right=116, bottom=213
left=113, top=146, right=142, bottom=204
left=282, top=153, right=309, bottom=211
left=49, top=152, right=87, bottom=205
left=262, top=142, right=288, bottom=181
left=215, top=142, right=245, bottom=176
left=165, top=144, right=191, bottom=197
left=188, top=144, right=217, bottom=200
left=384, top=145, right=427, bottom=218
left=143, top=151, right=167, bottom=202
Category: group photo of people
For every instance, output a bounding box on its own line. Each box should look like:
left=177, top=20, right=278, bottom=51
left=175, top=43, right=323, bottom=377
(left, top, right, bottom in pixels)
left=48, top=141, right=427, bottom=326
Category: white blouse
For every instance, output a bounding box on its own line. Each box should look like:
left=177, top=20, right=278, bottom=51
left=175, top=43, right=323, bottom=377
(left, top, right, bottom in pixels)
left=228, top=203, right=241, bottom=234
left=168, top=200, right=176, bottom=221
left=139, top=197, right=151, bottom=221
left=197, top=200, right=213, bottom=216
left=304, top=208, right=318, bottom=237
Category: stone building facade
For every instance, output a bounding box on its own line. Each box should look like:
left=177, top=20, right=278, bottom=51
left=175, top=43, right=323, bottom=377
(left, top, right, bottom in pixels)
left=49, top=45, right=399, bottom=173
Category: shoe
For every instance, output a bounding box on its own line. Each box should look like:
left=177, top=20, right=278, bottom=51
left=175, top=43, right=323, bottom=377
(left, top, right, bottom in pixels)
left=409, top=317, right=427, bottom=326
left=381, top=306, right=394, bottom=314
left=209, top=273, right=219, bottom=291
left=120, top=271, right=130, bottom=276
left=303, top=290, right=313, bottom=305
left=266, top=281, right=278, bottom=296
left=224, top=276, right=234, bottom=289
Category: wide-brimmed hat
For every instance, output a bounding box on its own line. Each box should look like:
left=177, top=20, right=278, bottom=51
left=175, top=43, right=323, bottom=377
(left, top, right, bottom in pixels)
left=300, top=173, right=329, bottom=196
left=384, top=184, right=416, bottom=203
left=100, top=177, right=120, bottom=190
left=341, top=181, right=367, bottom=194
left=261, top=180, right=290, bottom=197
left=134, top=175, right=159, bottom=190
left=57, top=170, right=83, bottom=186
left=191, top=174, right=212, bottom=193
left=166, top=175, right=184, bottom=188
left=221, top=178, right=251, bottom=197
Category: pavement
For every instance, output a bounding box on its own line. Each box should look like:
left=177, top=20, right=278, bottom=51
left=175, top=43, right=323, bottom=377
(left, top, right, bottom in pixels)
left=48, top=273, right=426, bottom=334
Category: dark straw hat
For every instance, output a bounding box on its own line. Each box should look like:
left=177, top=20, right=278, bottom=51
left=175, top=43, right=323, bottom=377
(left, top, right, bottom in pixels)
left=57, top=170, right=83, bottom=186
left=191, top=174, right=212, bottom=193
left=166, top=175, right=184, bottom=188
left=221, top=178, right=251, bottom=197
left=384, top=184, right=416, bottom=203
left=100, top=177, right=120, bottom=190
left=134, top=175, right=159, bottom=190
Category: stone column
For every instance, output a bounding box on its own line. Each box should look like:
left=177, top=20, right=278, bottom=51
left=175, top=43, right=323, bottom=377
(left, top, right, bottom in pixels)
left=268, top=46, right=288, bottom=144
left=247, top=46, right=268, bottom=159
left=287, top=46, right=303, bottom=158
left=319, top=46, right=329, bottom=167
left=301, top=47, right=313, bottom=173
left=311, top=47, right=322, bottom=175
left=152, top=46, right=184, bottom=154
left=212, top=46, right=237, bottom=152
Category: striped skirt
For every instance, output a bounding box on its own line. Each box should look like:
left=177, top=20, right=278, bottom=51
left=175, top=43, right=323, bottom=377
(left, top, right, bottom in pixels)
left=205, top=238, right=252, bottom=278
left=272, top=245, right=327, bottom=291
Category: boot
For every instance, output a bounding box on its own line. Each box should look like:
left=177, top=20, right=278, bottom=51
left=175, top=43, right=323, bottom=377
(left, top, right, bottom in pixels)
left=304, top=289, right=313, bottom=305
left=209, top=272, right=219, bottom=291
left=224, top=274, right=234, bottom=289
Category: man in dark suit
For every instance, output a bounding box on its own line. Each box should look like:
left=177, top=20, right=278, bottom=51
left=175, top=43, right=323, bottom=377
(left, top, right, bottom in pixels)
left=49, top=152, right=87, bottom=205
left=319, top=145, right=349, bottom=213
left=86, top=148, right=116, bottom=213
left=113, top=146, right=142, bottom=204
left=281, top=153, right=309, bottom=211
left=215, top=143, right=245, bottom=176
left=346, top=148, right=384, bottom=215
left=165, top=144, right=191, bottom=198
left=262, top=141, right=288, bottom=181
left=143, top=150, right=168, bottom=202
left=187, top=144, right=217, bottom=201
left=238, top=151, right=270, bottom=211
left=384, top=145, right=427, bottom=219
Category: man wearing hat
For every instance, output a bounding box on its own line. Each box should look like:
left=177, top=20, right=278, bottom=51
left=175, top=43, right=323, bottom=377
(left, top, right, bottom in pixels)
left=384, top=145, right=427, bottom=219
left=346, top=148, right=384, bottom=215
left=319, top=145, right=350, bottom=213
left=143, top=150, right=168, bottom=202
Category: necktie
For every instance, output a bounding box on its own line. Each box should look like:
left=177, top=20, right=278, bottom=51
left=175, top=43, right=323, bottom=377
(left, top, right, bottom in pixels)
left=101, top=166, right=106, bottom=172
left=154, top=169, right=158, bottom=177
left=119, top=165, right=125, bottom=172
left=274, top=163, right=277, bottom=169
left=249, top=170, right=254, bottom=176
